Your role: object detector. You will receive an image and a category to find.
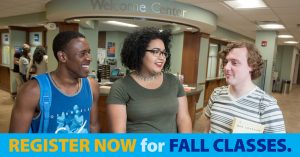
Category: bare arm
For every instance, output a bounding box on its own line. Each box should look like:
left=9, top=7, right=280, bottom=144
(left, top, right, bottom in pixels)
left=177, top=96, right=192, bottom=133
left=44, top=56, right=48, bottom=72
left=26, top=59, right=33, bottom=80
left=9, top=80, right=40, bottom=132
left=200, top=113, right=211, bottom=133
left=88, top=78, right=100, bottom=133
left=107, top=104, right=127, bottom=133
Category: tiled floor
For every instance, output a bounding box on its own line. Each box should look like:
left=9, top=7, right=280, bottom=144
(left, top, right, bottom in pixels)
left=272, top=85, right=300, bottom=133
left=1, top=84, right=299, bottom=133
left=0, top=89, right=14, bottom=132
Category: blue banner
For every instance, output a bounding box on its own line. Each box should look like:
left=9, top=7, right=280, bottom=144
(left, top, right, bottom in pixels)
left=1, top=134, right=299, bottom=157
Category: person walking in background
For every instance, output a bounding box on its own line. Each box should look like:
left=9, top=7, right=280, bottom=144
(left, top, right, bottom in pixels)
left=13, top=48, right=23, bottom=95
left=107, top=27, right=192, bottom=133
left=201, top=42, right=285, bottom=133
left=9, top=31, right=100, bottom=133
left=26, top=46, right=48, bottom=80
left=19, top=44, right=30, bottom=82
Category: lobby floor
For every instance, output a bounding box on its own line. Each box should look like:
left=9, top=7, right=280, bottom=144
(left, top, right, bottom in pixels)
left=1, top=85, right=299, bottom=133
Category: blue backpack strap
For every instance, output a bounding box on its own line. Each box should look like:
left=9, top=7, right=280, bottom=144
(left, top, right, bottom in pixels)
left=32, top=74, right=52, bottom=133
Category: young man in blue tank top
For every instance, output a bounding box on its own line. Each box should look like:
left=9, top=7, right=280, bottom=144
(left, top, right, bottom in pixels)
left=9, top=31, right=100, bottom=133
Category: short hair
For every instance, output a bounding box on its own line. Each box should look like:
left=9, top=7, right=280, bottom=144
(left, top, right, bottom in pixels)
left=52, top=31, right=85, bottom=60
left=33, top=46, right=46, bottom=64
left=121, top=27, right=172, bottom=72
left=218, top=42, right=263, bottom=80
left=22, top=44, right=30, bottom=55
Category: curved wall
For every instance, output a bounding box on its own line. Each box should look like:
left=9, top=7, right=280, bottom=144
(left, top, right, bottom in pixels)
left=46, top=0, right=217, bottom=33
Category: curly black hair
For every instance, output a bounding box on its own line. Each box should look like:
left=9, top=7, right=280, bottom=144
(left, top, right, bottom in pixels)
left=121, top=27, right=172, bottom=72
left=33, top=46, right=46, bottom=64
left=52, top=31, right=85, bottom=60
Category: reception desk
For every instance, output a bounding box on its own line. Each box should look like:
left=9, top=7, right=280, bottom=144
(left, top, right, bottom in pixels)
left=98, top=83, right=203, bottom=132
left=204, top=77, right=226, bottom=106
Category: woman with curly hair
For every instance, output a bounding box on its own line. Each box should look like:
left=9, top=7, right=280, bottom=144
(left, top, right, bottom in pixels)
left=106, top=27, right=192, bottom=133
left=26, top=46, right=48, bottom=80
left=201, top=42, right=285, bottom=133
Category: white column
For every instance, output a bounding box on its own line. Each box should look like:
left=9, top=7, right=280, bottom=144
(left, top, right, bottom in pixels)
left=255, top=30, right=277, bottom=94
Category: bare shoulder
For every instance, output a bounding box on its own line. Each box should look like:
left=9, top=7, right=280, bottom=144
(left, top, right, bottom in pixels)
left=87, top=78, right=99, bottom=94
left=15, top=79, right=40, bottom=109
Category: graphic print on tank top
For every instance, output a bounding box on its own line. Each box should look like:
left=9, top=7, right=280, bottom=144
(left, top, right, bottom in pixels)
left=54, top=104, right=91, bottom=133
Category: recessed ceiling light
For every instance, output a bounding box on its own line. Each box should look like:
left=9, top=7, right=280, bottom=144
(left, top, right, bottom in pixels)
left=104, top=21, right=138, bottom=28
left=278, top=35, right=293, bottom=38
left=284, top=41, right=299, bottom=44
left=73, top=19, right=80, bottom=22
left=259, top=23, right=285, bottom=30
left=186, top=27, right=193, bottom=30
left=224, top=0, right=267, bottom=9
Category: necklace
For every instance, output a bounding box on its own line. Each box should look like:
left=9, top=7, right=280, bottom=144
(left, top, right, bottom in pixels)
left=51, top=72, right=80, bottom=94
left=134, top=72, right=162, bottom=81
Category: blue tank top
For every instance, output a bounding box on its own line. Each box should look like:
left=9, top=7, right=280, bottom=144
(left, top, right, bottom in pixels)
left=32, top=74, right=93, bottom=133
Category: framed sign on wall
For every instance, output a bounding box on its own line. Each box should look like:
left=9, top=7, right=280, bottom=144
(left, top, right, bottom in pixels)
left=30, top=32, right=42, bottom=46
left=2, top=33, right=9, bottom=45
left=107, top=42, right=116, bottom=58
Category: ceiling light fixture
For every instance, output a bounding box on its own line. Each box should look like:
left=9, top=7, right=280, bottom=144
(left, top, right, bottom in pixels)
left=224, top=0, right=267, bottom=9
left=73, top=19, right=80, bottom=22
left=104, top=21, right=138, bottom=28
left=284, top=41, right=299, bottom=44
left=259, top=23, right=285, bottom=30
left=278, top=35, right=293, bottom=38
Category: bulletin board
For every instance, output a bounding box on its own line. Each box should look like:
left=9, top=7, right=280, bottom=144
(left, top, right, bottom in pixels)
left=107, top=42, right=116, bottom=57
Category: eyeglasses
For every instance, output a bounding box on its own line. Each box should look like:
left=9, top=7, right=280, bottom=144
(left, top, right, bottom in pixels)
left=146, top=48, right=169, bottom=58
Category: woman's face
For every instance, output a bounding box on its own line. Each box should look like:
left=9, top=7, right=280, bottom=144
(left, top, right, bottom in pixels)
left=141, top=39, right=167, bottom=75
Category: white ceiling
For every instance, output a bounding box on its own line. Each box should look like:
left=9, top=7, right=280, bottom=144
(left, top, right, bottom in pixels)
left=0, top=0, right=50, bottom=18
left=0, top=0, right=300, bottom=46
left=177, top=0, right=300, bottom=46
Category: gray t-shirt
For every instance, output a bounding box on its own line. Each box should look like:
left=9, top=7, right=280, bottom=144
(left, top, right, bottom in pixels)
left=107, top=73, right=185, bottom=133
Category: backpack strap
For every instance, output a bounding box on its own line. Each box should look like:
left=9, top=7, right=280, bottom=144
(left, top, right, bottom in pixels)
left=32, top=74, right=52, bottom=133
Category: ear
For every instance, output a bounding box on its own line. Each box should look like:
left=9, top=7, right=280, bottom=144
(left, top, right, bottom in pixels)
left=248, top=65, right=253, bottom=72
left=57, top=51, right=67, bottom=62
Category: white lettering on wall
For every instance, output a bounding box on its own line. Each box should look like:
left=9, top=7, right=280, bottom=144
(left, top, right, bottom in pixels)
left=90, top=0, right=187, bottom=17
left=91, top=0, right=112, bottom=10
left=151, top=2, right=160, bottom=13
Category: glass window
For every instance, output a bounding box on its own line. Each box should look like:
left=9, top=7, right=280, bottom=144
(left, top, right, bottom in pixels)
left=207, top=43, right=218, bottom=78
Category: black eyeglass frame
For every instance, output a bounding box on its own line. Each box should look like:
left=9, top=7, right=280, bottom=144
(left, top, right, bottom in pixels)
left=145, top=48, right=169, bottom=58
